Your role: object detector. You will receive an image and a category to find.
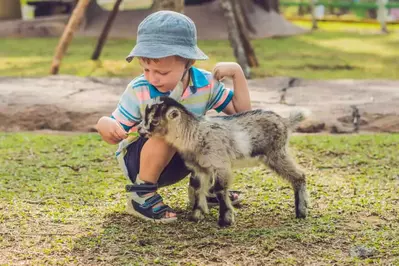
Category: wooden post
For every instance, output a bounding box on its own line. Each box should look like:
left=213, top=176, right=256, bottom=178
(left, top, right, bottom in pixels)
left=50, top=0, right=91, bottom=75
left=91, top=0, right=123, bottom=60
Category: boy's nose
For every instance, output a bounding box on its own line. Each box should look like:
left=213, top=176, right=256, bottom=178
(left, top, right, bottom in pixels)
left=148, top=74, right=160, bottom=86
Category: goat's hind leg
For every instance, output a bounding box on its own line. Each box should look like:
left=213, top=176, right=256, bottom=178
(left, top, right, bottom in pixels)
left=188, top=173, right=209, bottom=222
left=214, top=170, right=235, bottom=227
left=263, top=150, right=309, bottom=218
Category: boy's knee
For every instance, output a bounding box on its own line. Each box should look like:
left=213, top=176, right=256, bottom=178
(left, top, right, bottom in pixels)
left=140, top=137, right=176, bottom=164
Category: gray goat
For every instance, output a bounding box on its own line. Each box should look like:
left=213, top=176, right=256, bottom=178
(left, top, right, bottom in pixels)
left=138, top=96, right=309, bottom=227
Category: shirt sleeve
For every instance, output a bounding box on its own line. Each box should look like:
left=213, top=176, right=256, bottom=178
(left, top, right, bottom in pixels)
left=111, top=84, right=142, bottom=132
left=206, top=79, right=234, bottom=113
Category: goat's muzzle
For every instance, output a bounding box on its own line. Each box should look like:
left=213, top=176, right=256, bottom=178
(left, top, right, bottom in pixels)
left=137, top=125, right=150, bottom=138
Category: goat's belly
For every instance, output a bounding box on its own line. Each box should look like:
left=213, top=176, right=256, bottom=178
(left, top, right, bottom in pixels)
left=231, top=157, right=262, bottom=169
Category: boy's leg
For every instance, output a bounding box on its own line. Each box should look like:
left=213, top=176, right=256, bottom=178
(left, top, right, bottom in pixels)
left=123, top=137, right=191, bottom=220
left=139, top=136, right=179, bottom=185
left=124, top=137, right=191, bottom=186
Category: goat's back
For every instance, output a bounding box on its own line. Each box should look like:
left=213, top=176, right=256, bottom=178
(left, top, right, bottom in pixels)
left=203, top=109, right=290, bottom=158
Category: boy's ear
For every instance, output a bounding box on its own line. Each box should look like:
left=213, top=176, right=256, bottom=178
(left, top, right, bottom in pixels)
left=188, top=60, right=196, bottom=68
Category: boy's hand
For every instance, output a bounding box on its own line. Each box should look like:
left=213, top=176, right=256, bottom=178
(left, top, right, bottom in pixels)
left=96, top=116, right=128, bottom=145
left=212, top=62, right=243, bottom=81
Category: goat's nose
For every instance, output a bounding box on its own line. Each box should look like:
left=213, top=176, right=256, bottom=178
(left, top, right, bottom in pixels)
left=137, top=126, right=146, bottom=137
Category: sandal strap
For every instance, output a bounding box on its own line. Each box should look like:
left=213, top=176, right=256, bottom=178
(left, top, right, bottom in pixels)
left=125, top=183, right=158, bottom=193
left=131, top=193, right=174, bottom=220
left=140, top=194, right=163, bottom=210
left=152, top=204, right=172, bottom=215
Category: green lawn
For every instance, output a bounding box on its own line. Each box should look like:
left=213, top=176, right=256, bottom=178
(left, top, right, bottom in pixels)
left=1, top=29, right=398, bottom=79
left=1, top=133, right=398, bottom=265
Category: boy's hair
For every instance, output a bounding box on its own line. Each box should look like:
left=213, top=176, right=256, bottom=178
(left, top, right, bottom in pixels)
left=138, top=56, right=195, bottom=66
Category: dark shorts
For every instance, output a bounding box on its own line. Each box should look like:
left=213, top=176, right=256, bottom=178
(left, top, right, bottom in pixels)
left=123, top=137, right=191, bottom=187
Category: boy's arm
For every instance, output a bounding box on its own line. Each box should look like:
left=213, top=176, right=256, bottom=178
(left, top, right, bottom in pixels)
left=96, top=116, right=128, bottom=145
left=97, top=83, right=142, bottom=144
left=212, top=62, right=251, bottom=115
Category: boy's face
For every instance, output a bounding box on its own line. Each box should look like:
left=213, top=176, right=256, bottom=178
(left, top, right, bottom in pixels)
left=139, top=56, right=188, bottom=93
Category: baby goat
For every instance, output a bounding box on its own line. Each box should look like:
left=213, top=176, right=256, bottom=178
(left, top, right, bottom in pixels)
left=138, top=96, right=309, bottom=227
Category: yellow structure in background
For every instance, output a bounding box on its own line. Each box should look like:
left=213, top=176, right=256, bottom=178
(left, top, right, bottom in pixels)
left=97, top=0, right=153, bottom=10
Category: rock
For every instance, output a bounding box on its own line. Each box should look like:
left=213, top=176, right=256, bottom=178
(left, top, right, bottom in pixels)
left=329, top=124, right=354, bottom=134
left=350, top=245, right=377, bottom=259
left=295, top=120, right=325, bottom=133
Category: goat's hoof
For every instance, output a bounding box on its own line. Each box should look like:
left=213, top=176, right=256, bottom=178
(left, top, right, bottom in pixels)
left=295, top=202, right=308, bottom=218
left=295, top=207, right=308, bottom=218
left=189, top=209, right=204, bottom=222
left=295, top=184, right=309, bottom=219
left=295, top=211, right=307, bottom=219
left=218, top=210, right=234, bottom=227
left=218, top=219, right=232, bottom=227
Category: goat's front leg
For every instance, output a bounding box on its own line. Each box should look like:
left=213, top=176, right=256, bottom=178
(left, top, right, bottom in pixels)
left=188, top=173, right=209, bottom=222
left=214, top=170, right=234, bottom=227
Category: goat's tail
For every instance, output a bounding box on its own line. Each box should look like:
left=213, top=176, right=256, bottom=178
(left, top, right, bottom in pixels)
left=286, top=109, right=310, bottom=128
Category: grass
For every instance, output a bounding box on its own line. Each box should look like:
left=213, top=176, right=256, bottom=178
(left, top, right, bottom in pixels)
left=1, top=29, right=399, bottom=80
left=0, top=132, right=398, bottom=265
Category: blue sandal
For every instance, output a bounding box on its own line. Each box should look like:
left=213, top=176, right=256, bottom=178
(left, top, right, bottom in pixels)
left=125, top=183, right=177, bottom=223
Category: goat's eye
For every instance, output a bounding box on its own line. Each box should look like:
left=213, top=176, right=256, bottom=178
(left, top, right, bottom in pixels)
left=152, top=120, right=160, bottom=126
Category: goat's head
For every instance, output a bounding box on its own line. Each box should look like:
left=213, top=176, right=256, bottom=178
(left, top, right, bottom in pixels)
left=138, top=96, right=193, bottom=139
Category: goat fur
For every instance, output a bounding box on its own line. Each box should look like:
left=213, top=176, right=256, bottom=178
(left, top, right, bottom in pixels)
left=138, top=96, right=309, bottom=226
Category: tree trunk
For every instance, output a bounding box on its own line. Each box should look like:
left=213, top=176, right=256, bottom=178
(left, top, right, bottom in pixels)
left=0, top=0, right=22, bottom=20
left=50, top=0, right=91, bottom=75
left=297, top=0, right=305, bottom=16
left=152, top=0, right=184, bottom=13
left=91, top=0, right=123, bottom=60
left=310, top=0, right=318, bottom=30
left=238, top=0, right=256, bottom=34
left=271, top=0, right=280, bottom=13
left=233, top=0, right=258, bottom=67
left=377, top=0, right=389, bottom=33
left=220, top=0, right=250, bottom=78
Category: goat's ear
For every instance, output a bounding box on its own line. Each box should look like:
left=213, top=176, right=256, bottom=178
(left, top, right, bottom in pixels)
left=166, top=107, right=180, bottom=120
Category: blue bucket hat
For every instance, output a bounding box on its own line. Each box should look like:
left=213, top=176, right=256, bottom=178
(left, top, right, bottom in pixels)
left=126, top=10, right=208, bottom=62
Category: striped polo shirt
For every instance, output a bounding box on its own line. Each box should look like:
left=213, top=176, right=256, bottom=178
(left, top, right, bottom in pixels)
left=111, top=66, right=234, bottom=133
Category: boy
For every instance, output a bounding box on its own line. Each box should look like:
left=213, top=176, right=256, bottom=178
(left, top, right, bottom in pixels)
left=96, top=10, right=251, bottom=223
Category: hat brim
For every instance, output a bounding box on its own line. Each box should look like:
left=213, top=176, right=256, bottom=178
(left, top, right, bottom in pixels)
left=125, top=43, right=208, bottom=62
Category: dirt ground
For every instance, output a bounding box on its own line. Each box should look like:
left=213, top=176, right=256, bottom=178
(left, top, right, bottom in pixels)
left=1, top=76, right=398, bottom=134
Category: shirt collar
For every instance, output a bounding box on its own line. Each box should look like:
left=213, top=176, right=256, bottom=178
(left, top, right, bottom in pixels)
left=189, top=66, right=209, bottom=93
left=148, top=66, right=209, bottom=98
